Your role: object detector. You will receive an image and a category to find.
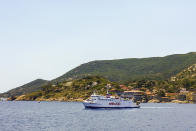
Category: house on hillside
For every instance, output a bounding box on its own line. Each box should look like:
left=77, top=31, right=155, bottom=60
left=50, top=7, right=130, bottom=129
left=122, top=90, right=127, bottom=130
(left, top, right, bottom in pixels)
left=145, top=91, right=155, bottom=100
left=122, top=90, right=147, bottom=102
left=119, top=85, right=129, bottom=91
left=177, top=94, right=186, bottom=101
left=178, top=88, right=190, bottom=101
left=92, top=82, right=98, bottom=86
left=165, top=93, right=178, bottom=100
left=123, top=90, right=144, bottom=97
left=180, top=88, right=189, bottom=94
left=171, top=77, right=177, bottom=82
left=110, top=88, right=123, bottom=96
left=160, top=97, right=171, bottom=102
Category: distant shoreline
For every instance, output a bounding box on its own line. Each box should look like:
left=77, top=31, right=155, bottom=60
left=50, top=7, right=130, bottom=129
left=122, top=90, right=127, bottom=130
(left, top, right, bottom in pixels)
left=5, top=99, right=195, bottom=104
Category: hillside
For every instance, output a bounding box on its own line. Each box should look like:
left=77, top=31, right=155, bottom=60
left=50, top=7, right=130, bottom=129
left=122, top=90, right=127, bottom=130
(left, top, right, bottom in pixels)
left=170, top=63, right=196, bottom=90
left=12, top=64, right=196, bottom=102
left=14, top=76, right=120, bottom=101
left=0, top=79, right=48, bottom=98
left=175, top=64, right=196, bottom=80
left=2, top=52, right=196, bottom=99
left=125, top=63, right=196, bottom=94
left=55, top=52, right=196, bottom=82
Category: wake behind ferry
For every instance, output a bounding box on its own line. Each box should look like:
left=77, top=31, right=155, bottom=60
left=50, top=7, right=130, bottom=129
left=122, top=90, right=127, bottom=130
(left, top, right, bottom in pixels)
left=83, top=89, right=140, bottom=109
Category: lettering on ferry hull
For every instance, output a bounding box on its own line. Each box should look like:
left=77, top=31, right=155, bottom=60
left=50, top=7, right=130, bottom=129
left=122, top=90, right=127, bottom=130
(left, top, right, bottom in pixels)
left=109, top=102, right=120, bottom=105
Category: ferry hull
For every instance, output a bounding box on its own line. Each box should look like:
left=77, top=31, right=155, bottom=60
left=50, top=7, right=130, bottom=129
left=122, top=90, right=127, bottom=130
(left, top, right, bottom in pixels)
left=84, top=106, right=140, bottom=109
left=83, top=102, right=140, bottom=109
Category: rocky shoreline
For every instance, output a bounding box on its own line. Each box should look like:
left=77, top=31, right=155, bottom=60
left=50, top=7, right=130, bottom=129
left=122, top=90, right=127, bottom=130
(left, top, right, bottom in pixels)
left=148, top=99, right=192, bottom=104
left=9, top=96, right=194, bottom=104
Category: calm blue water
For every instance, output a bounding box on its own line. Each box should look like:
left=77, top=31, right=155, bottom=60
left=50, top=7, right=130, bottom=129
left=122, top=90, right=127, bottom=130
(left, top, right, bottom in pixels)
left=0, top=101, right=196, bottom=131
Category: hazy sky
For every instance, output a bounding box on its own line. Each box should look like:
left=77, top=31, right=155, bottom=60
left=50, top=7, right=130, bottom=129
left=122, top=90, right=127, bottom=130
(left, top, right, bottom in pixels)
left=0, top=0, right=196, bottom=93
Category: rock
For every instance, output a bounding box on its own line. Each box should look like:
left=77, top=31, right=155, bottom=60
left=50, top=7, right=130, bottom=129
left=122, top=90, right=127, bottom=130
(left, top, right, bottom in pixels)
left=148, top=99, right=160, bottom=103
left=15, top=95, right=27, bottom=101
left=74, top=98, right=84, bottom=102
left=64, top=82, right=73, bottom=86
left=171, top=100, right=189, bottom=104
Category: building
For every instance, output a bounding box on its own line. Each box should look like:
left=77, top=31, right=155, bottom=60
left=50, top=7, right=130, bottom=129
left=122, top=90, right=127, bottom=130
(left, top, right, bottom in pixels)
left=119, top=85, right=130, bottom=91
left=165, top=93, right=178, bottom=100
left=177, top=94, right=187, bottom=101
left=122, top=90, right=147, bottom=102
left=160, top=97, right=171, bottom=102
left=145, top=91, right=154, bottom=100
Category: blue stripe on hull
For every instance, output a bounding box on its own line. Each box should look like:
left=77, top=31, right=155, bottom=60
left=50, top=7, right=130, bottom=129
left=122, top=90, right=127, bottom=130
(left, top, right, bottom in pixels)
left=84, top=106, right=140, bottom=109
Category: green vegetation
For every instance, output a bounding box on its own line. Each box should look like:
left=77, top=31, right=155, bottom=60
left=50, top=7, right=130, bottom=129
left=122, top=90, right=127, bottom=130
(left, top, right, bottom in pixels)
left=13, top=64, right=196, bottom=101
left=0, top=79, right=48, bottom=98
left=125, top=64, right=196, bottom=96
left=15, top=76, right=121, bottom=101
left=55, top=52, right=196, bottom=82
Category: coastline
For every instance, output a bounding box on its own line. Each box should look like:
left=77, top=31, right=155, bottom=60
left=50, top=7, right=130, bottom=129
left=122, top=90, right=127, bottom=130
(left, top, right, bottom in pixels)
left=7, top=98, right=195, bottom=104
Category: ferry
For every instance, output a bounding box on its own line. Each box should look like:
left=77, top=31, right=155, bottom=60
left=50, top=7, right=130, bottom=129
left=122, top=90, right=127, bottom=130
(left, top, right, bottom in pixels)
left=83, top=89, right=140, bottom=109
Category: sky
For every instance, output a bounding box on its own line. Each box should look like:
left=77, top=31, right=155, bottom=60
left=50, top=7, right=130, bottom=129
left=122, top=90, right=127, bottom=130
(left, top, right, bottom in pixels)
left=0, top=0, right=196, bottom=93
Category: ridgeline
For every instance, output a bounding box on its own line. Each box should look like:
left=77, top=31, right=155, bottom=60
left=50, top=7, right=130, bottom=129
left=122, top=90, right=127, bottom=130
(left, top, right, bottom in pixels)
left=55, top=52, right=196, bottom=82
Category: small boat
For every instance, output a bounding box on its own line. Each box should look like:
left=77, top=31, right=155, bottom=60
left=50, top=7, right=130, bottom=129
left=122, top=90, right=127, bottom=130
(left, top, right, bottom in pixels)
left=83, top=89, right=140, bottom=109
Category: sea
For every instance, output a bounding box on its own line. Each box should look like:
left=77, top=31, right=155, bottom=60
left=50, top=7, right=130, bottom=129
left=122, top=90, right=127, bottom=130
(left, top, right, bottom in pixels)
left=0, top=101, right=196, bottom=131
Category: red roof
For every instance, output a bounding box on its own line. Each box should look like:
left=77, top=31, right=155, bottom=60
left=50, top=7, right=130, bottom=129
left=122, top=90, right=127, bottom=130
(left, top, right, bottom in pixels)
left=120, top=85, right=129, bottom=90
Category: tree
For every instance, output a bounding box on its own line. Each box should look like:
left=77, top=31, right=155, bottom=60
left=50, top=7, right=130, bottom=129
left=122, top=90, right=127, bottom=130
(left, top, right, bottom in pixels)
left=156, top=90, right=165, bottom=97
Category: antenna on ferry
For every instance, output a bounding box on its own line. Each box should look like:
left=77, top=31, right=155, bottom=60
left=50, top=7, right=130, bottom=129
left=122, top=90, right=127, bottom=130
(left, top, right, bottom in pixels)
left=106, top=84, right=111, bottom=95
left=93, top=90, right=96, bottom=95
